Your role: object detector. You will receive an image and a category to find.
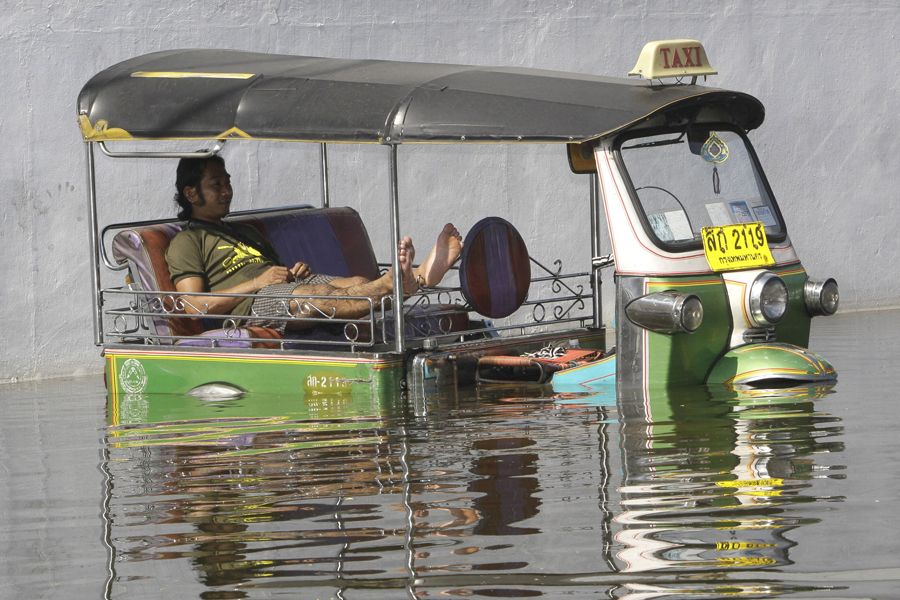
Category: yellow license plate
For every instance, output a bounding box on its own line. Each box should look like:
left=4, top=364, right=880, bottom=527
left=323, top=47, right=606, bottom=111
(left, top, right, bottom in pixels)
left=702, top=222, right=775, bottom=272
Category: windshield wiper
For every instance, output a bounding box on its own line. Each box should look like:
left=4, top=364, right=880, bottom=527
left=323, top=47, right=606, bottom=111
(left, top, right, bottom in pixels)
left=622, top=132, right=685, bottom=150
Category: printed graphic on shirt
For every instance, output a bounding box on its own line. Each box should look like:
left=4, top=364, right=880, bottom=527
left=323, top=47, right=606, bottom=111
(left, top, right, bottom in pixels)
left=219, top=242, right=266, bottom=274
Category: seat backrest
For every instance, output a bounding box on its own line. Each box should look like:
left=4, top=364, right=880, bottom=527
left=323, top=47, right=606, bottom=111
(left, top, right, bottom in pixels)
left=238, top=207, right=380, bottom=281
left=112, top=222, right=197, bottom=338
left=110, top=206, right=380, bottom=339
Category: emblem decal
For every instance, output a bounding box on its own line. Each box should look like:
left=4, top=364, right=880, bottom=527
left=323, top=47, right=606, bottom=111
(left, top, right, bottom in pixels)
left=120, top=359, right=148, bottom=394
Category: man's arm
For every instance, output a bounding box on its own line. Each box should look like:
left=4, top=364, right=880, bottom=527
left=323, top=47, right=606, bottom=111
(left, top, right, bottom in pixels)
left=174, top=266, right=297, bottom=315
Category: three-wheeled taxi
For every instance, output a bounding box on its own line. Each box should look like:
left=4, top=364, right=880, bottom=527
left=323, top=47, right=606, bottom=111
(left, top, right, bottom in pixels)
left=77, top=40, right=838, bottom=401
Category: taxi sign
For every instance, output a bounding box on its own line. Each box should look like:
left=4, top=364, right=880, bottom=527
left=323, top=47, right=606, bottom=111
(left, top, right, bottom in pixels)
left=629, top=39, right=717, bottom=80
left=702, top=222, right=775, bottom=272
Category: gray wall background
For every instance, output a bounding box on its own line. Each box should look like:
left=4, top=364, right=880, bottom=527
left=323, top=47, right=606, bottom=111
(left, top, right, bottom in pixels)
left=2, top=0, right=898, bottom=382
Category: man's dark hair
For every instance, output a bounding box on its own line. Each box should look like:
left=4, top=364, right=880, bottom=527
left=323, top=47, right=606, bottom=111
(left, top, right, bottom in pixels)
left=174, top=155, right=225, bottom=220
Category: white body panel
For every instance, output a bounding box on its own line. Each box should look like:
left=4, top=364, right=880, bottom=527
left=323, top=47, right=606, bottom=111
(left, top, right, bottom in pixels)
left=594, top=142, right=799, bottom=277
left=722, top=269, right=767, bottom=347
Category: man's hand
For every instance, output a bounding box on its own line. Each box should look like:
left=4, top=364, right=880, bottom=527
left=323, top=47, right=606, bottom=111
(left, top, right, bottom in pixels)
left=252, top=266, right=293, bottom=289
left=289, top=262, right=311, bottom=282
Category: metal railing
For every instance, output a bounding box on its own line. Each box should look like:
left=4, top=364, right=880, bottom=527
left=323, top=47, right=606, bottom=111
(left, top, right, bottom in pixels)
left=99, top=259, right=595, bottom=352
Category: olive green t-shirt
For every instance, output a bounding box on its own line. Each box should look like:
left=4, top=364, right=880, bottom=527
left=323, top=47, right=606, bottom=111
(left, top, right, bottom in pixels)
left=165, top=221, right=280, bottom=316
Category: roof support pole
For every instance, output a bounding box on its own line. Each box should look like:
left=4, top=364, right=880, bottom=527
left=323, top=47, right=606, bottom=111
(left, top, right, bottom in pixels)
left=85, top=142, right=103, bottom=346
left=319, top=143, right=330, bottom=208
left=388, top=145, right=405, bottom=353
left=590, top=171, right=603, bottom=330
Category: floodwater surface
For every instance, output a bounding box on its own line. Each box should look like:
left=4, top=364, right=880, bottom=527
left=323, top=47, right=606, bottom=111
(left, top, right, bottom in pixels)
left=2, top=309, right=900, bottom=599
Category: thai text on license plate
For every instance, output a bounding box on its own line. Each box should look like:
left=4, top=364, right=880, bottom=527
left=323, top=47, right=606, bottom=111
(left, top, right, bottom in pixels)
left=701, top=222, right=775, bottom=272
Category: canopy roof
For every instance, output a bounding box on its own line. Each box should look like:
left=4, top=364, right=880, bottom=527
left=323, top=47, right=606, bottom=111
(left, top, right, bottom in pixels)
left=77, top=49, right=764, bottom=143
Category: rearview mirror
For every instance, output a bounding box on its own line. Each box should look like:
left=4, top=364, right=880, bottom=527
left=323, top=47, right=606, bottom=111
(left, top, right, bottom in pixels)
left=687, top=126, right=710, bottom=155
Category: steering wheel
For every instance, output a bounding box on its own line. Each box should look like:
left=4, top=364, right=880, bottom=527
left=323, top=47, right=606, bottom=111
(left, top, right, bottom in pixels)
left=634, top=185, right=696, bottom=235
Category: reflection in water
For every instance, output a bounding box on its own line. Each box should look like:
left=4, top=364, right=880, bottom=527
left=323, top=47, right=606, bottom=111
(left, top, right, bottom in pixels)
left=103, top=381, right=844, bottom=599
left=614, top=384, right=844, bottom=595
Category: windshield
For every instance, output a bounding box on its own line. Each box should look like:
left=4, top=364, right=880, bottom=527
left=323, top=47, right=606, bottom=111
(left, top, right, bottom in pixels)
left=617, top=127, right=784, bottom=251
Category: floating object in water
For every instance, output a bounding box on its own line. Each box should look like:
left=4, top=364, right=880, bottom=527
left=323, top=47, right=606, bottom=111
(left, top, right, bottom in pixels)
left=478, top=348, right=606, bottom=384
left=187, top=382, right=246, bottom=401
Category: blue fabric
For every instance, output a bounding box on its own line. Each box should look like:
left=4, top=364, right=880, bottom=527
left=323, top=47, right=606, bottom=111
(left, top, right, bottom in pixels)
left=263, top=213, right=352, bottom=277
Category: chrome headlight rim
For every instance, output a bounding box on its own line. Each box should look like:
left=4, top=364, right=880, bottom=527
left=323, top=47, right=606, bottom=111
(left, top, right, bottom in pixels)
left=678, top=294, right=704, bottom=333
left=625, top=291, right=704, bottom=334
left=748, top=272, right=788, bottom=327
left=804, top=277, right=839, bottom=316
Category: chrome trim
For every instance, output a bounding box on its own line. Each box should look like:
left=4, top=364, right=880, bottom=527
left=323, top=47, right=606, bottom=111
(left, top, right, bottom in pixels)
left=320, top=143, right=330, bottom=208
left=99, top=276, right=593, bottom=350
left=98, top=140, right=224, bottom=159
left=86, top=143, right=102, bottom=346
left=590, top=171, right=603, bottom=329
left=625, top=291, right=703, bottom=334
left=616, top=276, right=647, bottom=389
left=804, top=277, right=839, bottom=316
left=748, top=272, right=788, bottom=326
left=743, top=327, right=777, bottom=343
left=388, top=145, right=405, bottom=353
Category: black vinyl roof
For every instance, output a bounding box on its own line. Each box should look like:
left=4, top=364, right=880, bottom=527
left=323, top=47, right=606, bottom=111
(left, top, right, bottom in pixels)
left=77, top=49, right=764, bottom=143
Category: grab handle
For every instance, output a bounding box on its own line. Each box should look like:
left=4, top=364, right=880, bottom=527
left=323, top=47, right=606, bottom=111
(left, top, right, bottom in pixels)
left=98, top=140, right=225, bottom=159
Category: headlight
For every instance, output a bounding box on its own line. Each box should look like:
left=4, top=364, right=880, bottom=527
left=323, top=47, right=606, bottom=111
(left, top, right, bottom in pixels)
left=748, top=272, right=788, bottom=326
left=625, top=291, right=704, bottom=334
left=804, top=278, right=839, bottom=316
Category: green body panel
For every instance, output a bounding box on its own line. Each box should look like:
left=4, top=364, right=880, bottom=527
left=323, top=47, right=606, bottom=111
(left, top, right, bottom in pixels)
left=642, top=265, right=816, bottom=388
left=106, top=348, right=403, bottom=400
left=707, top=342, right=835, bottom=386
left=772, top=265, right=812, bottom=347
left=643, top=276, right=731, bottom=387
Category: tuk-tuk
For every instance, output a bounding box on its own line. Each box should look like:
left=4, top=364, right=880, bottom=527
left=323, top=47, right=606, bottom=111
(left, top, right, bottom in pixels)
left=77, top=40, right=838, bottom=400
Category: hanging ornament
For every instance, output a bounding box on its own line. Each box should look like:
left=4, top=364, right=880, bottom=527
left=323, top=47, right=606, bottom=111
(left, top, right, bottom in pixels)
left=701, top=131, right=729, bottom=164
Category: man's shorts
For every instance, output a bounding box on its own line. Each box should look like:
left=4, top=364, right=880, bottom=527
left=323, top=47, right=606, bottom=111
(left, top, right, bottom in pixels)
left=249, top=274, right=338, bottom=334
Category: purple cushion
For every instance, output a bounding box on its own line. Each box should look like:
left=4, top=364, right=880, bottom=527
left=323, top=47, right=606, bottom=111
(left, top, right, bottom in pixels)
left=237, top=207, right=380, bottom=280
left=175, top=328, right=255, bottom=348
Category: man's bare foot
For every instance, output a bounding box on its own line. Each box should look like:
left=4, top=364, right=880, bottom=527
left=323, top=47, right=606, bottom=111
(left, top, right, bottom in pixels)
left=415, top=223, right=464, bottom=287
left=398, top=236, right=419, bottom=295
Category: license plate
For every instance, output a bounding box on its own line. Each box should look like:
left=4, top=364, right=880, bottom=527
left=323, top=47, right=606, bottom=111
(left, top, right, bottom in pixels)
left=701, top=222, right=775, bottom=272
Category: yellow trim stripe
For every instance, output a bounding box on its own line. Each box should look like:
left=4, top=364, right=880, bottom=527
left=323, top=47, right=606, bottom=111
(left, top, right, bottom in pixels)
left=727, top=367, right=810, bottom=385
left=726, top=280, right=751, bottom=327
left=131, top=71, right=255, bottom=79
left=775, top=266, right=807, bottom=277
left=217, top=126, right=253, bottom=139
left=648, top=278, right=721, bottom=288
left=104, top=350, right=403, bottom=369
left=733, top=344, right=824, bottom=371
left=108, top=355, right=120, bottom=426
left=79, top=115, right=133, bottom=140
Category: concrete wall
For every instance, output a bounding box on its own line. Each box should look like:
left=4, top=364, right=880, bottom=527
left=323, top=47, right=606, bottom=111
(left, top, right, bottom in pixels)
left=2, top=0, right=898, bottom=382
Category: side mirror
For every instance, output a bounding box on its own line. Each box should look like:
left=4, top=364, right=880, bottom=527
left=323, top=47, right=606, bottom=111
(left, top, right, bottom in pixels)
left=567, top=142, right=597, bottom=174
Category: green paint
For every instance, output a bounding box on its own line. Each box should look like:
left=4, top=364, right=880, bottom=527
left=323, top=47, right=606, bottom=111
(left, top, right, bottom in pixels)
left=707, top=343, right=835, bottom=385
left=772, top=266, right=812, bottom=347
left=107, top=350, right=404, bottom=403
left=641, top=266, right=821, bottom=388
left=643, top=277, right=731, bottom=387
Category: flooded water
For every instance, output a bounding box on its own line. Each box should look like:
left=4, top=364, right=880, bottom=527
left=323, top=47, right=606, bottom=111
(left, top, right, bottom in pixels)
left=2, top=309, right=900, bottom=599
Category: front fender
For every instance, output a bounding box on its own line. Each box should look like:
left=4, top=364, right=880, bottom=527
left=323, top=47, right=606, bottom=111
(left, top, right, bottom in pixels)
left=707, top=343, right=836, bottom=387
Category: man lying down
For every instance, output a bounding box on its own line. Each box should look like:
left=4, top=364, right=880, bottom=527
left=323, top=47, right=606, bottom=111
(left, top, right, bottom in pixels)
left=165, top=155, right=462, bottom=333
